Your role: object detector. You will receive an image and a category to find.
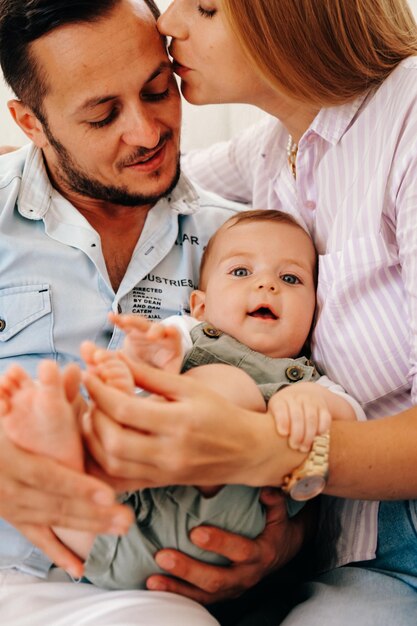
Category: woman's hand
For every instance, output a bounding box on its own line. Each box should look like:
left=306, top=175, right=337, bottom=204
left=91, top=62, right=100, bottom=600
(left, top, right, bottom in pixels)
left=146, top=489, right=309, bottom=604
left=83, top=361, right=305, bottom=491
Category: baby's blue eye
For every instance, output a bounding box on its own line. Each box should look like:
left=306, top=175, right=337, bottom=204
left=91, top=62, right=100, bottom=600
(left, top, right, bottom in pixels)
left=281, top=274, right=300, bottom=285
left=231, top=267, right=250, bottom=277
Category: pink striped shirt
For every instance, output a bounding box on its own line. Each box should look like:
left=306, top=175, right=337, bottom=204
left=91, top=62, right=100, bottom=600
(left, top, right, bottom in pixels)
left=183, top=56, right=417, bottom=570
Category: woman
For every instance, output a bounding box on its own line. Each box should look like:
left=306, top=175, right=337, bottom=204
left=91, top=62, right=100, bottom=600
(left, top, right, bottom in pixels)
left=84, top=1, right=417, bottom=624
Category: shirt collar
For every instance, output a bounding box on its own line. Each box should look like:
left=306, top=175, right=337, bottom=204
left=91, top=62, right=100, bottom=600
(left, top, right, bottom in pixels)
left=162, top=171, right=200, bottom=215
left=308, top=90, right=370, bottom=145
left=18, top=144, right=53, bottom=220
left=17, top=144, right=200, bottom=220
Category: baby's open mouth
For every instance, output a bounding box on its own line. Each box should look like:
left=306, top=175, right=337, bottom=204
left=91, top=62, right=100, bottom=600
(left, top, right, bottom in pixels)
left=248, top=306, right=278, bottom=320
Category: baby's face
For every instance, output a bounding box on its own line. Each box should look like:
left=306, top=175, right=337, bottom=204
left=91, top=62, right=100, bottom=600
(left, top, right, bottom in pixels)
left=191, top=220, right=316, bottom=358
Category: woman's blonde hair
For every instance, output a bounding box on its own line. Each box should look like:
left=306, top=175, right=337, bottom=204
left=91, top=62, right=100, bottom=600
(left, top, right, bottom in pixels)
left=222, top=0, right=417, bottom=105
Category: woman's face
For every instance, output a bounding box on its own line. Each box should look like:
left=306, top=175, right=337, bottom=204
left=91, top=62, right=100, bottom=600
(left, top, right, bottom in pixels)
left=157, top=0, right=270, bottom=105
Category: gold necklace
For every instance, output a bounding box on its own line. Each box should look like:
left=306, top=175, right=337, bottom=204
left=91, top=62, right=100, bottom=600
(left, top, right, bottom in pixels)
left=286, top=134, right=298, bottom=179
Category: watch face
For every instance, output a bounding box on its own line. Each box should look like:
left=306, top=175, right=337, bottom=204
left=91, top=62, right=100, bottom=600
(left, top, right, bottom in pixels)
left=290, top=476, right=326, bottom=501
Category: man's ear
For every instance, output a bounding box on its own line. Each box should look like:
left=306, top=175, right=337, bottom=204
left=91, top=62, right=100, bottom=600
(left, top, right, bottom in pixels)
left=190, top=290, right=206, bottom=321
left=7, top=99, right=49, bottom=148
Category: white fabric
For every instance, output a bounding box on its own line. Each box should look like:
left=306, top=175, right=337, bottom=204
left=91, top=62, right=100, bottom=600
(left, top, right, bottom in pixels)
left=315, top=376, right=366, bottom=422
left=160, top=314, right=199, bottom=354
left=0, top=569, right=218, bottom=626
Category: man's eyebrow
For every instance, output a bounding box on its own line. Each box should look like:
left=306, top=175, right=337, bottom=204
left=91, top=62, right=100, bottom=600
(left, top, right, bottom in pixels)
left=75, top=95, right=117, bottom=114
left=74, top=62, right=172, bottom=114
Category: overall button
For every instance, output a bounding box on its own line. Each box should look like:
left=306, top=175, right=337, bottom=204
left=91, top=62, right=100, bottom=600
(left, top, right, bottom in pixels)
left=202, top=325, right=222, bottom=339
left=0, top=319, right=6, bottom=332
left=305, top=359, right=317, bottom=375
left=285, top=365, right=304, bottom=382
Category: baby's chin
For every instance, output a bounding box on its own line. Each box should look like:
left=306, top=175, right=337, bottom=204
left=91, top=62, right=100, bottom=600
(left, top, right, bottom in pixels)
left=235, top=334, right=286, bottom=359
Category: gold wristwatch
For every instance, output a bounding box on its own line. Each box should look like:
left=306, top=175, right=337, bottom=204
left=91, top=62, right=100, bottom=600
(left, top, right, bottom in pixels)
left=281, top=432, right=330, bottom=501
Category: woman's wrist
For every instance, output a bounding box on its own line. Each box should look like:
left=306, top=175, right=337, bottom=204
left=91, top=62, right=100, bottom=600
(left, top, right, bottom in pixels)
left=238, top=408, right=307, bottom=487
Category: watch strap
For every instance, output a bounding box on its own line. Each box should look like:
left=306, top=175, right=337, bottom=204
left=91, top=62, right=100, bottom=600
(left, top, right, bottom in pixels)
left=281, top=432, right=330, bottom=497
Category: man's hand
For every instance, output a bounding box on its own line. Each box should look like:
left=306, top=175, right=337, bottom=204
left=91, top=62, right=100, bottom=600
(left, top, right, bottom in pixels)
left=13, top=524, right=87, bottom=577
left=0, top=423, right=133, bottom=571
left=145, top=489, right=308, bottom=605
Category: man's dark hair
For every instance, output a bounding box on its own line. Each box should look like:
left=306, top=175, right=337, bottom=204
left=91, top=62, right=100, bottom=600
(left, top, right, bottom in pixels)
left=0, top=0, right=160, bottom=118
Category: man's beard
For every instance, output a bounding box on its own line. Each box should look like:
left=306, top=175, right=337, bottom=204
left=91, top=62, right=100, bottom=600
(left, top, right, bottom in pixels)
left=43, top=123, right=180, bottom=207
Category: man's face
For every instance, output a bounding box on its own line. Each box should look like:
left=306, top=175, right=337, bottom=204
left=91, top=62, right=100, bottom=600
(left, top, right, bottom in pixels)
left=30, top=0, right=181, bottom=206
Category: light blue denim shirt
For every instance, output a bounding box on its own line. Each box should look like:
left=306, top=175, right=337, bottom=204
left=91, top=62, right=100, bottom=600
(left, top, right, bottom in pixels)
left=0, top=143, right=243, bottom=577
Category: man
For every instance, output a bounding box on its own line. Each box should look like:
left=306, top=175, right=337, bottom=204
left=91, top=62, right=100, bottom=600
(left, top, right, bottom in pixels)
left=0, top=0, right=247, bottom=623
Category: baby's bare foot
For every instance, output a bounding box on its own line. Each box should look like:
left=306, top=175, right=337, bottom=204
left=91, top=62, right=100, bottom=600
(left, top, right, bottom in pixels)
left=0, top=364, right=33, bottom=413
left=81, top=341, right=135, bottom=394
left=2, top=361, right=84, bottom=472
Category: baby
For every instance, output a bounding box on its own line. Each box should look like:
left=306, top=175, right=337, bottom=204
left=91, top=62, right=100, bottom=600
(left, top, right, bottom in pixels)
left=0, top=210, right=360, bottom=589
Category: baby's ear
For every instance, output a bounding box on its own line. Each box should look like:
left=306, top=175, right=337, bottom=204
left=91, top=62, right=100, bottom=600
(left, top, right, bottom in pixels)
left=190, top=290, right=206, bottom=321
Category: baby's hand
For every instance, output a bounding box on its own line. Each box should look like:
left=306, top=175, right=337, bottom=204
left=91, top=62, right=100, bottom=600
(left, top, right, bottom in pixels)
left=109, top=313, right=183, bottom=373
left=268, top=382, right=331, bottom=452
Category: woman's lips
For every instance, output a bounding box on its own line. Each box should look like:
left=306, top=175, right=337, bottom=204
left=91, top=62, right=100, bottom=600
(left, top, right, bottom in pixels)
left=172, top=59, right=191, bottom=77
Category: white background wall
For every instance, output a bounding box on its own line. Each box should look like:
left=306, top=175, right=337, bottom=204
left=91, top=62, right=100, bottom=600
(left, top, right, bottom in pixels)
left=1, top=0, right=417, bottom=149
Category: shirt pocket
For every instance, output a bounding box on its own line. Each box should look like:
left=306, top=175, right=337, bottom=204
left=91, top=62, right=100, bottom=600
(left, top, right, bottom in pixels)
left=0, top=284, right=53, bottom=357
left=317, top=234, right=399, bottom=304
